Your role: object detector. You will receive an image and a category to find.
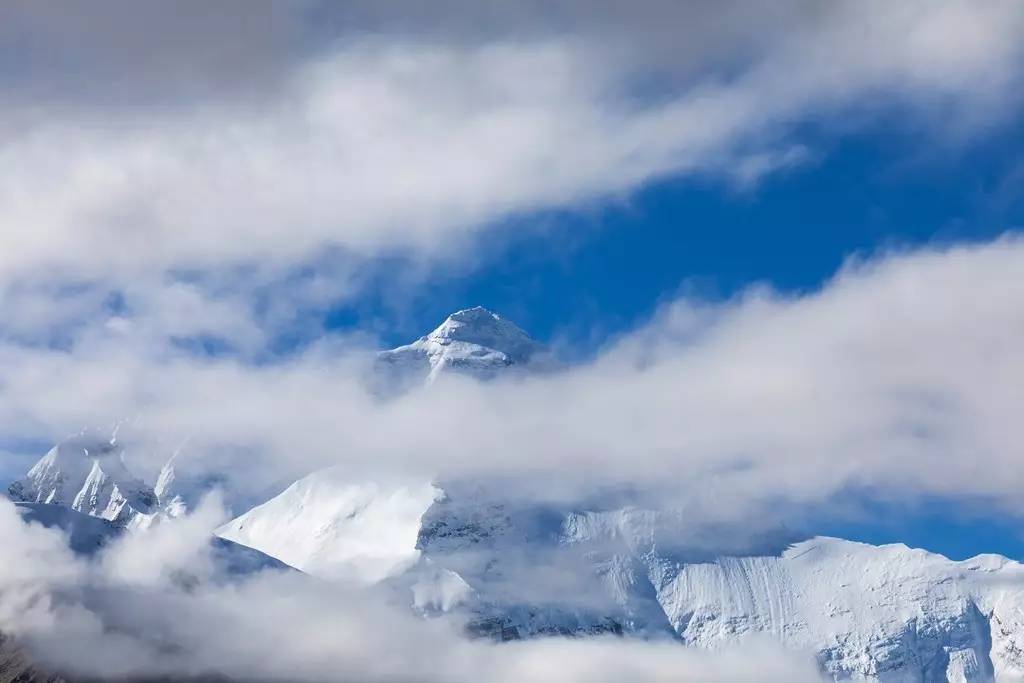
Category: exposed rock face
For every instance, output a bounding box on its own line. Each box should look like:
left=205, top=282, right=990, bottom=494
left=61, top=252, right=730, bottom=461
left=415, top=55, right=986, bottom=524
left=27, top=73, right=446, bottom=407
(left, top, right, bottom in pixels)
left=13, top=502, right=119, bottom=555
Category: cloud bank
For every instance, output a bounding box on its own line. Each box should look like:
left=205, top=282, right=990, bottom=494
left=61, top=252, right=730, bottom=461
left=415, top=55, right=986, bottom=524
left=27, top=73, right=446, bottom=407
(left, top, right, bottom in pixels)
left=0, top=498, right=822, bottom=682
left=0, top=1, right=1021, bottom=282
left=1, top=238, right=1022, bottom=524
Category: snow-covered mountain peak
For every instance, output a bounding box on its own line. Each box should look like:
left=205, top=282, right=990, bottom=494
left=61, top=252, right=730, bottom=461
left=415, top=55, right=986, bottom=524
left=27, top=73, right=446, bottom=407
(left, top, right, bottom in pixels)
left=8, top=428, right=158, bottom=528
left=376, top=307, right=551, bottom=385
left=425, top=307, right=539, bottom=359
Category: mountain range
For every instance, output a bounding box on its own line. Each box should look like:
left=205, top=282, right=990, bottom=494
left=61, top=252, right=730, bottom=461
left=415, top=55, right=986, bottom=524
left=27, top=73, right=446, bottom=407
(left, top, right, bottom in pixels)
left=7, top=308, right=1024, bottom=682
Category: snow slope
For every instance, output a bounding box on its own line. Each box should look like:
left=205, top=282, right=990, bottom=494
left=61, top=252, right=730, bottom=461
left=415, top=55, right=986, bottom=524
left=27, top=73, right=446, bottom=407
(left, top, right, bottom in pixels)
left=215, top=310, right=1024, bottom=680
left=215, top=309, right=551, bottom=581
left=412, top=493, right=1024, bottom=682
left=216, top=468, right=440, bottom=583
left=152, top=451, right=227, bottom=520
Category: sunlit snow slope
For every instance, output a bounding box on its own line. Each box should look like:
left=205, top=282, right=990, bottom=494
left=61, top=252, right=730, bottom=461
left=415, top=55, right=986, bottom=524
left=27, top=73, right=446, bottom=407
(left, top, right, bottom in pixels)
left=216, top=468, right=440, bottom=583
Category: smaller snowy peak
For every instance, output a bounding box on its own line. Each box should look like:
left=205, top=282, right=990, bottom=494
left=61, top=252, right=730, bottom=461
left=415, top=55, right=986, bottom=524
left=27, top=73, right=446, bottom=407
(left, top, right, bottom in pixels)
left=653, top=535, right=1024, bottom=680
left=8, top=429, right=157, bottom=528
left=9, top=430, right=115, bottom=505
left=376, top=307, right=553, bottom=385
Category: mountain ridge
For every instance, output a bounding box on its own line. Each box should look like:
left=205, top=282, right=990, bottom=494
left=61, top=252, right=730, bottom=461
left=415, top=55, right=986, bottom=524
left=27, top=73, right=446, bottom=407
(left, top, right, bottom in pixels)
left=8, top=308, right=1024, bottom=682
left=211, top=465, right=1024, bottom=681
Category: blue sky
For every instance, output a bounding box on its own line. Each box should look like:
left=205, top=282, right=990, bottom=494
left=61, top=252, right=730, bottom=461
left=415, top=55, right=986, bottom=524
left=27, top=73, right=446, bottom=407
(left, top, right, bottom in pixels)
left=330, top=120, right=1024, bottom=353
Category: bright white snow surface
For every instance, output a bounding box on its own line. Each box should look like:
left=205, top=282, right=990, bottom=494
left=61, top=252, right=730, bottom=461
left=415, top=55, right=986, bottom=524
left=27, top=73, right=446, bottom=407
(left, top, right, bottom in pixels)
left=656, top=538, right=1024, bottom=681
left=8, top=430, right=223, bottom=530
left=216, top=468, right=441, bottom=583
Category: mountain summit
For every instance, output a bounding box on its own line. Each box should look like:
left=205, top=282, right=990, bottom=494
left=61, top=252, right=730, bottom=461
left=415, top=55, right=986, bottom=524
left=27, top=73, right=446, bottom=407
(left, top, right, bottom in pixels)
left=377, top=307, right=551, bottom=384
left=425, top=306, right=540, bottom=361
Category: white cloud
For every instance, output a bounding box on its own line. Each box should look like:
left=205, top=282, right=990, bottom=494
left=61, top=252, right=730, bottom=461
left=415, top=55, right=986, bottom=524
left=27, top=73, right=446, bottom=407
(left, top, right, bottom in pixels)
left=100, top=492, right=229, bottom=586
left=0, top=1, right=1020, bottom=283
left=0, top=500, right=84, bottom=631
left=1, top=238, right=1022, bottom=523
